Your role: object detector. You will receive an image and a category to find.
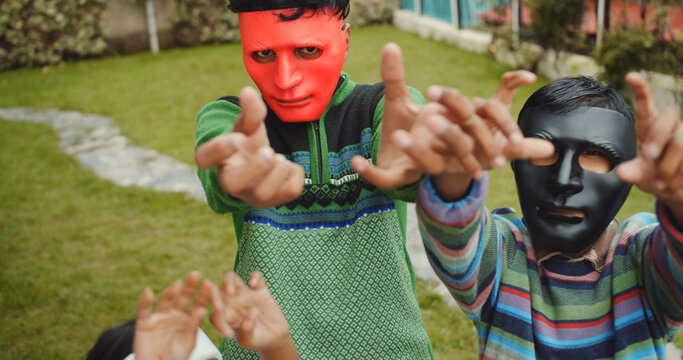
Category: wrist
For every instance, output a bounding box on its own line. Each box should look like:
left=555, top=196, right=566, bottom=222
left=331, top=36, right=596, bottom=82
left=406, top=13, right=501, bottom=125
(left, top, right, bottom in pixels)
left=433, top=173, right=473, bottom=202
left=257, top=333, right=298, bottom=360
left=661, top=199, right=683, bottom=229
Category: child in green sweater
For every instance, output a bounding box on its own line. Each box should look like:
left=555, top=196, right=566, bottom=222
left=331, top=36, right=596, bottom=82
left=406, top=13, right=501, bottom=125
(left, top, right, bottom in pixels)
left=193, top=0, right=433, bottom=358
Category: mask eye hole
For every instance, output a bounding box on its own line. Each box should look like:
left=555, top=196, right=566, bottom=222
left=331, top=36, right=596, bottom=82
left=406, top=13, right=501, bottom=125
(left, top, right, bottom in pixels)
left=252, top=50, right=275, bottom=63
left=530, top=151, right=558, bottom=166
left=578, top=147, right=613, bottom=174
left=294, top=47, right=322, bottom=60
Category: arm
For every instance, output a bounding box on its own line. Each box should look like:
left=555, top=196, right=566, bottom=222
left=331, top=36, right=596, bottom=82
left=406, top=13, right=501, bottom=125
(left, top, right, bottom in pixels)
left=350, top=43, right=426, bottom=193
left=618, top=73, right=683, bottom=225
left=370, top=85, right=426, bottom=202
left=195, top=87, right=304, bottom=210
left=195, top=99, right=252, bottom=214
left=417, top=173, right=501, bottom=319
left=393, top=71, right=553, bottom=201
left=616, top=73, right=683, bottom=334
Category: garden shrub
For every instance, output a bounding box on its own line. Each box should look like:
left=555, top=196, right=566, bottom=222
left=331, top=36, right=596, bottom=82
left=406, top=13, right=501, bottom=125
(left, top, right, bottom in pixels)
left=0, top=0, right=108, bottom=71
left=596, top=3, right=683, bottom=90
left=171, top=0, right=239, bottom=47
left=347, top=0, right=398, bottom=28
left=1, top=0, right=398, bottom=70
left=171, top=0, right=397, bottom=47
left=526, top=0, right=591, bottom=54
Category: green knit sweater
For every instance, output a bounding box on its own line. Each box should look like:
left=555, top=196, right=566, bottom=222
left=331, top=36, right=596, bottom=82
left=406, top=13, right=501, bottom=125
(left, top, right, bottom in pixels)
left=195, top=74, right=433, bottom=359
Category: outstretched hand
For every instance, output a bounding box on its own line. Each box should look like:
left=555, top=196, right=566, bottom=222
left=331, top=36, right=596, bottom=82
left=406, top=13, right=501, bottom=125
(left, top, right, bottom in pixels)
left=617, top=72, right=683, bottom=224
left=210, top=271, right=298, bottom=360
left=133, top=271, right=213, bottom=360
left=195, top=87, right=304, bottom=208
left=393, top=70, right=555, bottom=200
left=350, top=42, right=425, bottom=189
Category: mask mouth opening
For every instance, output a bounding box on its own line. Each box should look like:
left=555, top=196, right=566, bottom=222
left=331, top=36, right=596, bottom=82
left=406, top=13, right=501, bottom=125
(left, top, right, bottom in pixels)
left=274, top=95, right=314, bottom=104
left=536, top=205, right=585, bottom=223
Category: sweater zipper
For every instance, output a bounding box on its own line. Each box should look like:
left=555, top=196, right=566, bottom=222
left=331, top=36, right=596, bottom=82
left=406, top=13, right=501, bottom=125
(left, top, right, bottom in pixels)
left=313, top=120, right=323, bottom=184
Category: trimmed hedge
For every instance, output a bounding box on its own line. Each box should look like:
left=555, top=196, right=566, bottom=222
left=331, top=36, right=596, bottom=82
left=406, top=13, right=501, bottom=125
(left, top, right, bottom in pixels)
left=170, top=0, right=398, bottom=47
left=1, top=0, right=397, bottom=70
left=0, top=0, right=108, bottom=70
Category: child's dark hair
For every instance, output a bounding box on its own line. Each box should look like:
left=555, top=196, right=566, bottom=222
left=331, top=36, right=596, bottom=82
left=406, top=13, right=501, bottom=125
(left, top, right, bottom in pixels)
left=227, top=0, right=350, bottom=20
left=519, top=76, right=634, bottom=124
left=86, top=319, right=135, bottom=360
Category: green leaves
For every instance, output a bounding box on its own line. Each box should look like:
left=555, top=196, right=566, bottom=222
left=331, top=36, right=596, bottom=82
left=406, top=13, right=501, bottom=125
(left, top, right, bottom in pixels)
left=527, top=0, right=589, bottom=53
left=0, top=0, right=107, bottom=70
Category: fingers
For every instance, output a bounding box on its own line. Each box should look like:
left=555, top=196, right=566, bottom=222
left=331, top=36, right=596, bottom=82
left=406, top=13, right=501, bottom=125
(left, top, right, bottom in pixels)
left=617, top=157, right=651, bottom=185
left=236, top=308, right=259, bottom=347
left=250, top=155, right=300, bottom=203
left=217, top=148, right=304, bottom=208
left=156, top=280, right=183, bottom=313
left=427, top=87, right=514, bottom=168
left=503, top=138, right=555, bottom=161
left=641, top=107, right=679, bottom=161
left=187, top=307, right=207, bottom=330
left=233, top=86, right=268, bottom=136
left=381, top=43, right=410, bottom=103
left=427, top=86, right=474, bottom=121
left=195, top=133, right=247, bottom=169
left=625, top=72, right=658, bottom=139
left=211, top=310, right=236, bottom=338
left=136, top=287, right=155, bottom=320
left=240, top=308, right=259, bottom=334
left=420, top=116, right=484, bottom=178
left=474, top=97, right=524, bottom=147
left=224, top=271, right=248, bottom=297
left=392, top=130, right=445, bottom=174
left=653, top=110, right=683, bottom=190
left=248, top=271, right=267, bottom=291
left=218, top=148, right=275, bottom=195
left=351, top=155, right=415, bottom=189
left=493, top=70, right=536, bottom=106
left=175, top=271, right=202, bottom=311
left=192, top=277, right=214, bottom=312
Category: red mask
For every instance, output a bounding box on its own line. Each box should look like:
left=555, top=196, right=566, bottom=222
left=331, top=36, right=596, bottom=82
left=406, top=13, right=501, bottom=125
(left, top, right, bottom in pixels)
left=238, top=9, right=347, bottom=122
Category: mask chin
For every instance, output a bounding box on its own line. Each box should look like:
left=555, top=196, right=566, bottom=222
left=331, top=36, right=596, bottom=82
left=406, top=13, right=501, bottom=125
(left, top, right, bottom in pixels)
left=514, top=154, right=632, bottom=255
left=512, top=106, right=636, bottom=255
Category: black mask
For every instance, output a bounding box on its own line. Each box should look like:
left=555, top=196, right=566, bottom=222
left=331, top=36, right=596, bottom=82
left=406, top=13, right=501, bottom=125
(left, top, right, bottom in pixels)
left=512, top=107, right=636, bottom=254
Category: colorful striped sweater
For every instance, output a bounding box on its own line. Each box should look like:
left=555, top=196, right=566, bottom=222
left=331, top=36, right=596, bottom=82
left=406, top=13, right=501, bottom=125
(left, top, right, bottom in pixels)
left=195, top=74, right=432, bottom=359
left=417, top=173, right=683, bottom=359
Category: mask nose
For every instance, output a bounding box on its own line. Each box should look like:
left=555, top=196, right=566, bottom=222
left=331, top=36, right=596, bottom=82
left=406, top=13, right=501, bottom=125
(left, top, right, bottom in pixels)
left=547, top=151, right=583, bottom=195
left=274, top=54, right=303, bottom=90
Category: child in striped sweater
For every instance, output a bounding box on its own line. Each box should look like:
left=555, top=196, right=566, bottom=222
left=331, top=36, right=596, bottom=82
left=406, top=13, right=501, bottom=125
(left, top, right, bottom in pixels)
left=366, top=72, right=683, bottom=359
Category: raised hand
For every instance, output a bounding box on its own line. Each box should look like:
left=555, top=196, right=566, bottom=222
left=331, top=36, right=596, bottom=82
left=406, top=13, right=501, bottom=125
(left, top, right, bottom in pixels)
left=350, top=42, right=425, bottom=189
left=195, top=87, right=305, bottom=208
left=395, top=70, right=555, bottom=200
left=133, top=271, right=213, bottom=360
left=210, top=271, right=298, bottom=360
left=617, top=72, right=683, bottom=224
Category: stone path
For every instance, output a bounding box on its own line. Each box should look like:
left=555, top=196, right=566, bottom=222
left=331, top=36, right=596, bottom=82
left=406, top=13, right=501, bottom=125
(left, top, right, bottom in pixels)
left=3, top=107, right=680, bottom=358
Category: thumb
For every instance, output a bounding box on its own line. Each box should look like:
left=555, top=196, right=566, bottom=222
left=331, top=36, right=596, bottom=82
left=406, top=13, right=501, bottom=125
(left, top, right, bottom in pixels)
left=494, top=70, right=536, bottom=107
left=234, top=86, right=267, bottom=136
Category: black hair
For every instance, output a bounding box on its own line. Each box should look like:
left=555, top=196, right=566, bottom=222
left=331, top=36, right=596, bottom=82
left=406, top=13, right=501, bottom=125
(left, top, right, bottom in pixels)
left=227, top=0, right=350, bottom=20
left=519, top=76, right=634, bottom=124
left=86, top=319, right=135, bottom=360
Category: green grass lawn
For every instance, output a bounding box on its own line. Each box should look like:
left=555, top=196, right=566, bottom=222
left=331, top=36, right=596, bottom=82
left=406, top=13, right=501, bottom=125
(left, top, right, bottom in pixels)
left=0, top=24, right=671, bottom=359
